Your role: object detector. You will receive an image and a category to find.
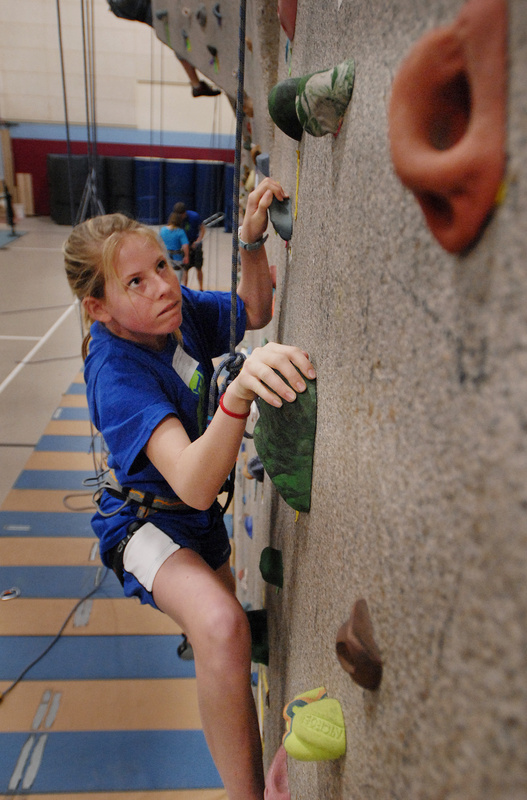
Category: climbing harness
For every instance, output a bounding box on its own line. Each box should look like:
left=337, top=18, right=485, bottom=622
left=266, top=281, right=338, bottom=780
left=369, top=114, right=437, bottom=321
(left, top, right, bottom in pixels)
left=89, top=469, right=192, bottom=519
left=106, top=520, right=143, bottom=585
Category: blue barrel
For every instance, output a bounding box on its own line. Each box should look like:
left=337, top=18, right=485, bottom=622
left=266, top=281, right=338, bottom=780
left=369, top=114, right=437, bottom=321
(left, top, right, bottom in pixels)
left=134, top=158, right=163, bottom=224
left=223, top=163, right=234, bottom=232
left=195, top=161, right=225, bottom=223
left=163, top=159, right=196, bottom=220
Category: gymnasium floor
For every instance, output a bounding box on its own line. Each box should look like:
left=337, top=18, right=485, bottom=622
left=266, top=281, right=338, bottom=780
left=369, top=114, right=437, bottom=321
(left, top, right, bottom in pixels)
left=0, top=216, right=233, bottom=799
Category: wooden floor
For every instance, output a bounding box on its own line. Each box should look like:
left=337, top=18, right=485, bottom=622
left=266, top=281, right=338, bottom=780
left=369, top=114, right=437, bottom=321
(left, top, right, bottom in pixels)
left=0, top=219, right=236, bottom=799
left=0, top=373, right=228, bottom=798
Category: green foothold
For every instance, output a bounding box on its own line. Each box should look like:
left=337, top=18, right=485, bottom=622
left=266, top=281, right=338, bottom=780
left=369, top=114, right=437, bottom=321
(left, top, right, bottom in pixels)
left=295, top=59, right=355, bottom=137
left=283, top=697, right=346, bottom=762
left=282, top=687, right=328, bottom=729
left=253, top=368, right=317, bottom=513
left=259, top=546, right=284, bottom=589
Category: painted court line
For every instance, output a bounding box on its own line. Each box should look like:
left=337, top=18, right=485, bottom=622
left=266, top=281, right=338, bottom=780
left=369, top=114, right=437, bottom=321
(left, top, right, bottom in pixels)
left=0, top=335, right=41, bottom=341
left=0, top=303, right=77, bottom=395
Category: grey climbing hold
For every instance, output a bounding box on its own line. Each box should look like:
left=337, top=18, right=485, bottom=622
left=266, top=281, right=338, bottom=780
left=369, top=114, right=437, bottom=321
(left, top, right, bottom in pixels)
left=269, top=196, right=293, bottom=242
left=256, top=152, right=270, bottom=177
left=196, top=4, right=206, bottom=26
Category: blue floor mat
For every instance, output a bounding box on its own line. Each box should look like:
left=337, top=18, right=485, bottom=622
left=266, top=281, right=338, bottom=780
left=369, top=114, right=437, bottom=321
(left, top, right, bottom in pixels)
left=0, top=511, right=94, bottom=537
left=1, top=730, right=220, bottom=793
left=0, top=635, right=196, bottom=681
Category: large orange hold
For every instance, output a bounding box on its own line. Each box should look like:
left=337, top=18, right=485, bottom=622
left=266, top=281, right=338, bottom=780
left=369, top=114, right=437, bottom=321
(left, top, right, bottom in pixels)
left=389, top=0, right=507, bottom=253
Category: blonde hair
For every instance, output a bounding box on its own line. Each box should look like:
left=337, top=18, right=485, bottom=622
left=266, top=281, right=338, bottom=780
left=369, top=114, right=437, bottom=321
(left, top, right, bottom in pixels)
left=63, top=213, right=181, bottom=357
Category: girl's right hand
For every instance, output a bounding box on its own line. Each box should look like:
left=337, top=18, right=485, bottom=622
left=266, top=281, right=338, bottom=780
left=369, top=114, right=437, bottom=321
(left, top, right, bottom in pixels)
left=225, top=342, right=316, bottom=410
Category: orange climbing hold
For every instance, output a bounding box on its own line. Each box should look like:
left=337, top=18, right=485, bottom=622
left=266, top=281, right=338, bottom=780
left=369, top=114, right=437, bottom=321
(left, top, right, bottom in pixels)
left=277, top=0, right=297, bottom=41
left=389, top=0, right=508, bottom=253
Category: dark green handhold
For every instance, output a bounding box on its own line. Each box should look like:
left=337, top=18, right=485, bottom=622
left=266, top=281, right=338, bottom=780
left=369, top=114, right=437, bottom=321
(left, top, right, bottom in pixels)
left=253, top=368, right=316, bottom=513
left=259, top=546, right=284, bottom=589
left=268, top=78, right=303, bottom=141
left=246, top=609, right=269, bottom=665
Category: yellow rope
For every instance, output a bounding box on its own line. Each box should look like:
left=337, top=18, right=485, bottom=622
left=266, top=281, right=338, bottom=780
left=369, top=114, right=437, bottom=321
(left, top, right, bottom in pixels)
left=294, top=148, right=300, bottom=220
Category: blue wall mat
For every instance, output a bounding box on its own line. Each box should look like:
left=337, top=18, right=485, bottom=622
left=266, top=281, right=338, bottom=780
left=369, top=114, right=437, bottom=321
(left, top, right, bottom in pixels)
left=1, top=730, right=221, bottom=793
left=34, top=435, right=99, bottom=453
left=0, top=566, right=120, bottom=599
left=163, top=159, right=196, bottom=220
left=0, top=511, right=94, bottom=537
left=195, top=161, right=225, bottom=222
left=135, top=159, right=163, bottom=224
left=0, top=635, right=196, bottom=680
left=14, top=470, right=95, bottom=491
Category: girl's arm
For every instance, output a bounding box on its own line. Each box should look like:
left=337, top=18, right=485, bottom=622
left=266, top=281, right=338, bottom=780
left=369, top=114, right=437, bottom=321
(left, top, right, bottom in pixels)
left=145, top=342, right=316, bottom=510
left=237, top=178, right=287, bottom=330
left=182, top=242, right=189, bottom=265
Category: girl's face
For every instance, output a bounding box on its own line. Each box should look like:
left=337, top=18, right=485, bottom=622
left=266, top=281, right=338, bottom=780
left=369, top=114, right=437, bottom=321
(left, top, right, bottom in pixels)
left=89, top=233, right=183, bottom=350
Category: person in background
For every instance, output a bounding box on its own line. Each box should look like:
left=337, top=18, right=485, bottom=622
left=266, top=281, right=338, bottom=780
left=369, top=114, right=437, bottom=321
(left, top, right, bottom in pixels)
left=174, top=201, right=206, bottom=290
left=107, top=1, right=221, bottom=98
left=160, top=206, right=190, bottom=275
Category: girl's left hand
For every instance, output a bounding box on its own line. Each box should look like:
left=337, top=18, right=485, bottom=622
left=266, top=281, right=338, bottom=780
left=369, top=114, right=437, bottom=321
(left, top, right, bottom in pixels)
left=239, top=178, right=288, bottom=246
left=227, top=342, right=316, bottom=409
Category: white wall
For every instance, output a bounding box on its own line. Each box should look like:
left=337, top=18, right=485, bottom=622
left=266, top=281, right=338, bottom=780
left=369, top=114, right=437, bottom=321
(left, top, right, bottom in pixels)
left=0, top=0, right=235, bottom=140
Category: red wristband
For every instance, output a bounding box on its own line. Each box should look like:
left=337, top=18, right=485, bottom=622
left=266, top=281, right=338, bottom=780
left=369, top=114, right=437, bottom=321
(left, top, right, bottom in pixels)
left=219, top=393, right=250, bottom=419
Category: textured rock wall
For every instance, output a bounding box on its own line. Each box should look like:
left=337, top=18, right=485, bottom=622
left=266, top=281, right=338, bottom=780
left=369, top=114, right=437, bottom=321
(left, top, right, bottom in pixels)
left=255, top=1, right=527, bottom=798
left=155, top=0, right=527, bottom=797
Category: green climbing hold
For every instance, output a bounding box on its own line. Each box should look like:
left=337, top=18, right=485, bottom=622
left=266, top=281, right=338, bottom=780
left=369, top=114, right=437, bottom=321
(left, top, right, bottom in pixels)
left=268, top=59, right=355, bottom=141
left=284, top=697, right=346, bottom=761
left=246, top=609, right=269, bottom=665
left=295, top=59, right=355, bottom=137
left=259, top=546, right=283, bottom=589
left=268, top=77, right=303, bottom=141
left=253, top=367, right=316, bottom=513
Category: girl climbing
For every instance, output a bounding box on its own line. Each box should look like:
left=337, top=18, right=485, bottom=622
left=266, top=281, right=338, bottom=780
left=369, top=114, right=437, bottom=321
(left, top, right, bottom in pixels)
left=63, top=177, right=316, bottom=800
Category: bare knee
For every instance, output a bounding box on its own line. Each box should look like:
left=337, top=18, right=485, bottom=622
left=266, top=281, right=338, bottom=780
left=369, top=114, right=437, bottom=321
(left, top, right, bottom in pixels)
left=193, top=598, right=251, bottom=668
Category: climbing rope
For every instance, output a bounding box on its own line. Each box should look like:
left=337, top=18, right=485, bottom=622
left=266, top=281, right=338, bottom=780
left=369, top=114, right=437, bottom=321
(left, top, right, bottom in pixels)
left=207, top=0, right=248, bottom=425
left=55, top=0, right=76, bottom=227
left=229, top=0, right=247, bottom=358
left=76, top=0, right=105, bottom=224
left=205, top=0, right=249, bottom=511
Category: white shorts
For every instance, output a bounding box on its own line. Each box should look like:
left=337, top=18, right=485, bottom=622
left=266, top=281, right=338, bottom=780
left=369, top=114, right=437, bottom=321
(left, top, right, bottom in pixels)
left=122, top=521, right=181, bottom=592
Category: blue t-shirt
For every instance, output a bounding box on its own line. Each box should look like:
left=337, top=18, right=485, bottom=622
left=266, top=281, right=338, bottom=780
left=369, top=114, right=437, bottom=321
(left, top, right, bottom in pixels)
left=84, top=286, right=246, bottom=562
left=182, top=210, right=201, bottom=244
left=159, top=225, right=188, bottom=262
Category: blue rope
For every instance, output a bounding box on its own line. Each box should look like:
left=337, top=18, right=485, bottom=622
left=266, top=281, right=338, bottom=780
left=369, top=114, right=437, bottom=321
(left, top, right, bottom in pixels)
left=207, top=0, right=247, bottom=424
left=230, top=0, right=247, bottom=357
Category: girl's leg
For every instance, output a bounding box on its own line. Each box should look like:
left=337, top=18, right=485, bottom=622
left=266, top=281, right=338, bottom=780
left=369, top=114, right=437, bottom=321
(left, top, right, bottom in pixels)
left=152, top=548, right=265, bottom=800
